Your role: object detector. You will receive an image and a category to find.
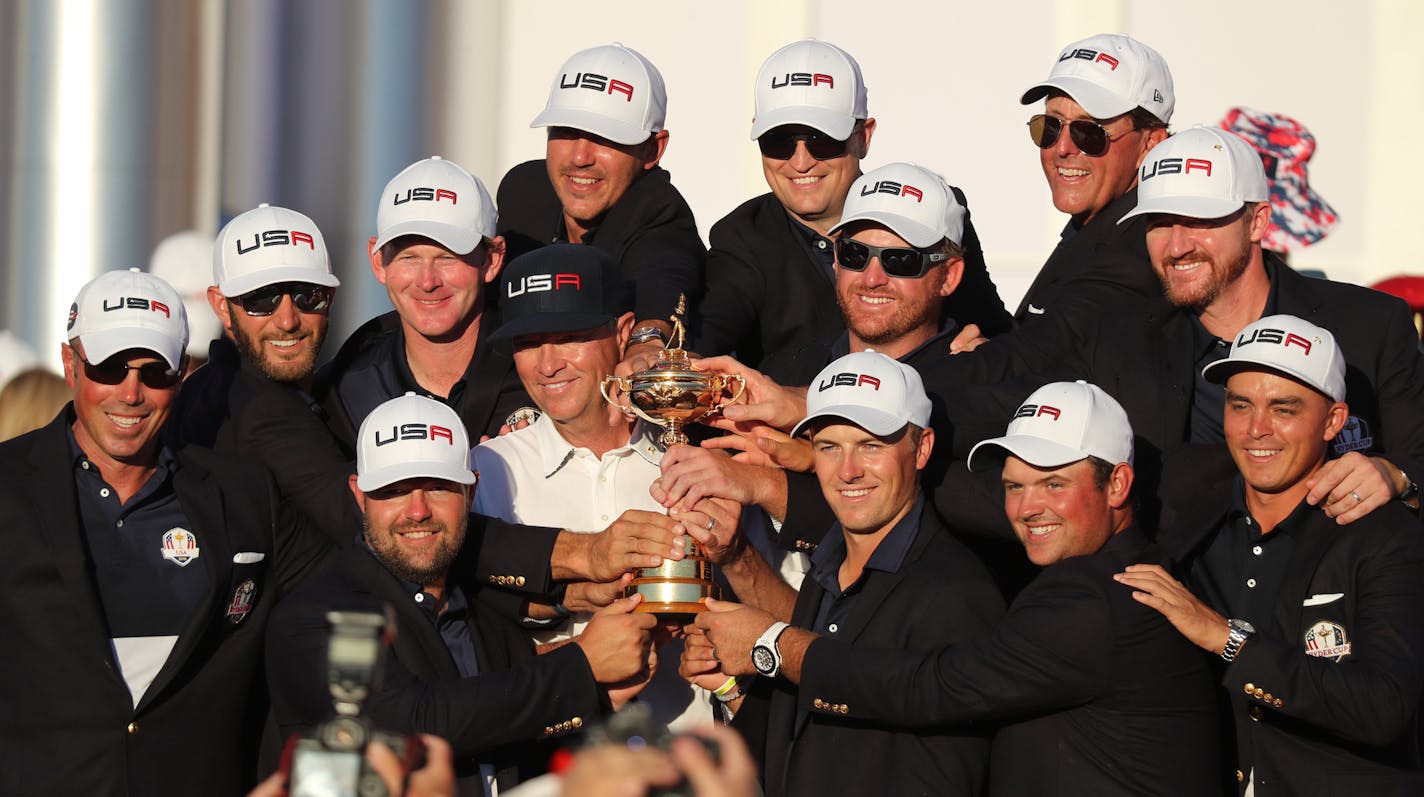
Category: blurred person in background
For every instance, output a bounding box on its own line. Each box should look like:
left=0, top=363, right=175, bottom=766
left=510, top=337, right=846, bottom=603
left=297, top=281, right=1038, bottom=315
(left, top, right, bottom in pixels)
left=148, top=229, right=222, bottom=377
left=0, top=367, right=69, bottom=441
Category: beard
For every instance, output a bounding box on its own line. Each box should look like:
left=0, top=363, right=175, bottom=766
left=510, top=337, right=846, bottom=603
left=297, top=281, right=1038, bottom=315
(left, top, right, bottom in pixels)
left=362, top=515, right=465, bottom=587
left=836, top=282, right=941, bottom=347
left=1156, top=223, right=1254, bottom=312
left=228, top=306, right=325, bottom=384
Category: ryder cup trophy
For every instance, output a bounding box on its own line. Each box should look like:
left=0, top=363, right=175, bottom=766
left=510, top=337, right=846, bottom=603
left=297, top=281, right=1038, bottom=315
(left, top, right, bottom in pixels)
left=600, top=295, right=743, bottom=615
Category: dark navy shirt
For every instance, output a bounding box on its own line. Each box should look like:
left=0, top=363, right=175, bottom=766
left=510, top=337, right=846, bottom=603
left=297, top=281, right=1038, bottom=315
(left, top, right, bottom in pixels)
left=70, top=430, right=207, bottom=639
left=1191, top=478, right=1301, bottom=628
left=789, top=215, right=835, bottom=281
left=808, top=495, right=925, bottom=638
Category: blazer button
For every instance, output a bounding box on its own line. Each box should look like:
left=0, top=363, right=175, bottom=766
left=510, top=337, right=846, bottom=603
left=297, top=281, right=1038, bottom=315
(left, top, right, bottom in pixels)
left=127, top=722, right=138, bottom=735
left=516, top=576, right=527, bottom=587
left=1263, top=693, right=1274, bottom=703
left=1273, top=698, right=1283, bottom=708
left=572, top=716, right=583, bottom=729
left=1236, top=770, right=1244, bottom=783
left=1243, top=682, right=1255, bottom=695
left=814, top=698, right=825, bottom=709
left=544, top=726, right=553, bottom=735
left=1253, top=688, right=1265, bottom=699
left=1248, top=705, right=1263, bottom=721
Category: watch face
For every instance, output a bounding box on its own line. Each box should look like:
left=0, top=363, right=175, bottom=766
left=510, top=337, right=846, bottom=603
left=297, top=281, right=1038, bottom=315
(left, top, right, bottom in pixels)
left=1232, top=619, right=1257, bottom=634
left=752, top=645, right=775, bottom=674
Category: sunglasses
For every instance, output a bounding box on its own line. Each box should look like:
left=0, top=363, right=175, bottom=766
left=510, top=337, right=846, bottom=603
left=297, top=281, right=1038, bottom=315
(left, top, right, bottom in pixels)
left=1027, top=113, right=1137, bottom=158
left=73, top=349, right=182, bottom=389
left=233, top=282, right=333, bottom=317
left=835, top=239, right=949, bottom=278
left=757, top=128, right=852, bottom=161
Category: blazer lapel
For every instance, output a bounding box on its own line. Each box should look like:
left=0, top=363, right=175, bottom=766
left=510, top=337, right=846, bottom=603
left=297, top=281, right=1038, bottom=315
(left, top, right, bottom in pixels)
left=138, top=463, right=233, bottom=711
left=349, top=549, right=458, bottom=680
left=24, top=415, right=120, bottom=668
left=1270, top=509, right=1336, bottom=640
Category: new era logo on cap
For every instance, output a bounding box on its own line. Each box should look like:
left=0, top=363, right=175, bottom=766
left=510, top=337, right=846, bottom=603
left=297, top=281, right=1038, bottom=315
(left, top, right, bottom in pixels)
left=968, top=381, right=1134, bottom=472
left=356, top=393, right=477, bottom=492
left=67, top=268, right=190, bottom=370
left=751, top=39, right=868, bottom=140
left=374, top=157, right=495, bottom=256
left=1202, top=314, right=1346, bottom=402
left=531, top=43, right=667, bottom=147
left=831, top=163, right=966, bottom=248
left=791, top=351, right=931, bottom=438
left=1021, top=33, right=1175, bottom=124
left=214, top=204, right=339, bottom=297
left=1120, top=126, right=1270, bottom=224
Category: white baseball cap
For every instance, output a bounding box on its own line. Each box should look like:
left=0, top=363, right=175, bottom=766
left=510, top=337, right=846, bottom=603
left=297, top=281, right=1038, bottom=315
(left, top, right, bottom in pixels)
left=356, top=392, right=478, bottom=492
left=969, top=381, right=1134, bottom=471
left=213, top=205, right=339, bottom=298
left=1021, top=33, right=1174, bottom=124
left=530, top=43, right=666, bottom=146
left=830, top=162, right=966, bottom=247
left=67, top=268, right=189, bottom=370
left=750, top=39, right=868, bottom=141
left=791, top=351, right=931, bottom=438
left=1119, top=126, right=1270, bottom=223
left=1202, top=314, right=1345, bottom=402
left=373, top=157, right=496, bottom=257
left=149, top=230, right=222, bottom=357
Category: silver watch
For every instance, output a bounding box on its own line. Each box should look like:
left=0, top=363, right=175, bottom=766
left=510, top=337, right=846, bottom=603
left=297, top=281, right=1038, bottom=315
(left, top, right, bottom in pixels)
left=1222, top=618, right=1255, bottom=662
left=751, top=621, right=791, bottom=678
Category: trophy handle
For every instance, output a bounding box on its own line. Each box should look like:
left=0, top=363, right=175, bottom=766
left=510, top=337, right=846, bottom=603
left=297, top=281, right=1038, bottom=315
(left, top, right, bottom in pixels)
left=601, top=375, right=674, bottom=430
left=710, top=374, right=746, bottom=414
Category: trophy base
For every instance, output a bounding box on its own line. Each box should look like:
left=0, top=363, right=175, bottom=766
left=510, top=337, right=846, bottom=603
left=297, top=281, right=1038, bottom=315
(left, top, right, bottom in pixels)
left=627, top=578, right=719, bottom=617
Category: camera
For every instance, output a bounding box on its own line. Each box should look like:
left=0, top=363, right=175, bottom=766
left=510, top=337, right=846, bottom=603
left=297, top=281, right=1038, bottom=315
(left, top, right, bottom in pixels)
left=282, top=607, right=424, bottom=797
left=580, top=703, right=720, bottom=797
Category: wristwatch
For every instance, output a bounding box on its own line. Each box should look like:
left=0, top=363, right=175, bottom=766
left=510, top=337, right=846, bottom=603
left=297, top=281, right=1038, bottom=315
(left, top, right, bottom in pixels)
left=628, top=325, right=668, bottom=347
left=751, top=621, right=791, bottom=678
left=1221, top=618, right=1256, bottom=662
left=1397, top=466, right=1419, bottom=503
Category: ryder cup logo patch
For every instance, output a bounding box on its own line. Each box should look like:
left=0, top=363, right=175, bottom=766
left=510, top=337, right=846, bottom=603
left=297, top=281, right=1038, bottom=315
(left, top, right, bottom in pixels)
left=1332, top=415, right=1373, bottom=455
left=1305, top=619, right=1351, bottom=661
left=160, top=528, right=200, bottom=567
left=226, top=579, right=257, bottom=625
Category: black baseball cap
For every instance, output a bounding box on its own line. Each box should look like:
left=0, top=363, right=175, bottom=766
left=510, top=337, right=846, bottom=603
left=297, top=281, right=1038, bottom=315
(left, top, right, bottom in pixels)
left=490, top=244, right=632, bottom=342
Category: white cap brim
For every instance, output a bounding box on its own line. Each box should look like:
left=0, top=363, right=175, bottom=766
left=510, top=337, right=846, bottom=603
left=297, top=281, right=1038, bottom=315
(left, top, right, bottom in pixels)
left=374, top=221, right=482, bottom=257
left=1120, top=195, right=1246, bottom=224
left=77, top=328, right=185, bottom=371
left=219, top=266, right=340, bottom=297
left=357, top=461, right=478, bottom=493
left=791, top=405, right=908, bottom=439
left=749, top=106, right=856, bottom=141
left=967, top=435, right=1090, bottom=473
left=531, top=109, right=651, bottom=147
left=1021, top=77, right=1136, bottom=120
left=1200, top=358, right=1341, bottom=402
left=830, top=209, right=942, bottom=249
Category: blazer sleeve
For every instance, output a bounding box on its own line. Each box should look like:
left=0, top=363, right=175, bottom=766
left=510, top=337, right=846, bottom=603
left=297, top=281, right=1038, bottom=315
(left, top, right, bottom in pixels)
left=798, top=566, right=1111, bottom=726
left=235, top=388, right=360, bottom=545
left=693, top=226, right=766, bottom=358
left=1367, top=296, right=1424, bottom=488
left=1222, top=527, right=1424, bottom=747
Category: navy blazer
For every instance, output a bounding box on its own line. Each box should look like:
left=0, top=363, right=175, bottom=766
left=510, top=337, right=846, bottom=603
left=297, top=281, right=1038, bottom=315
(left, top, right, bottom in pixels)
left=1166, top=497, right=1424, bottom=795
left=0, top=408, right=331, bottom=797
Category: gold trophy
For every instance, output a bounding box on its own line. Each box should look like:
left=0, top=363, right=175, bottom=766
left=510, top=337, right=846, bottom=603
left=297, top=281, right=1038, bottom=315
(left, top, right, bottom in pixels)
left=600, top=295, right=743, bottom=615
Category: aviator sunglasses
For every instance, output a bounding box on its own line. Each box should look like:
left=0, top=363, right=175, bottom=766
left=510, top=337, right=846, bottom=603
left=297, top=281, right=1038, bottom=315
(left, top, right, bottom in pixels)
left=70, top=347, right=182, bottom=389
left=835, top=239, right=949, bottom=278
left=233, top=282, right=333, bottom=317
left=757, top=128, right=852, bottom=161
left=1027, top=113, right=1136, bottom=158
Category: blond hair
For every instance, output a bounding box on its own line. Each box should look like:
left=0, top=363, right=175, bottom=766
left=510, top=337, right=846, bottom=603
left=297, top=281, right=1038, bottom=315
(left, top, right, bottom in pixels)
left=0, top=368, right=70, bottom=441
